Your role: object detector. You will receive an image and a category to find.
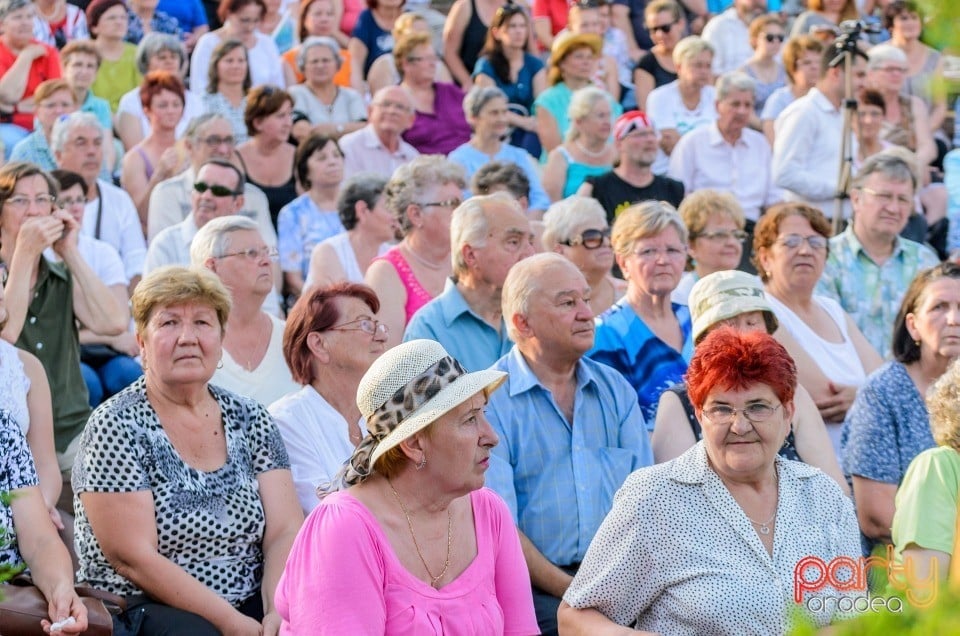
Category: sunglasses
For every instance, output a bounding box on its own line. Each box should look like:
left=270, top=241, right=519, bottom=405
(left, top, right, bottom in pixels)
left=764, top=33, right=786, bottom=43
left=649, top=21, right=676, bottom=34
left=194, top=181, right=239, bottom=197
left=560, top=227, right=611, bottom=249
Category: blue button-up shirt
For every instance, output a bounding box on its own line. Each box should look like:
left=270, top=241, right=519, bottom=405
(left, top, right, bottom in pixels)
left=404, top=279, right=514, bottom=373
left=485, top=346, right=652, bottom=566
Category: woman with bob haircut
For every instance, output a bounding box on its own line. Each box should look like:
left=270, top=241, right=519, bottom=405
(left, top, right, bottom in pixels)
left=274, top=338, right=538, bottom=633
left=269, top=282, right=387, bottom=513
left=559, top=328, right=862, bottom=633
left=72, top=266, right=303, bottom=635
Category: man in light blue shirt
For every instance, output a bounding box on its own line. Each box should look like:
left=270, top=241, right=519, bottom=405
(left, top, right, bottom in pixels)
left=485, top=253, right=653, bottom=636
left=404, top=193, right=536, bottom=372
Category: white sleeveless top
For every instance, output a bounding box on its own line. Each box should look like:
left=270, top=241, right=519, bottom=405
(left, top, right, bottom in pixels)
left=767, top=294, right=867, bottom=388
left=0, top=340, right=30, bottom=434
left=327, top=232, right=364, bottom=283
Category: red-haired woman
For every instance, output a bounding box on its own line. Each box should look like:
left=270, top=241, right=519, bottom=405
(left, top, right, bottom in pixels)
left=269, top=283, right=387, bottom=514
left=120, top=70, right=189, bottom=228
left=559, top=328, right=862, bottom=633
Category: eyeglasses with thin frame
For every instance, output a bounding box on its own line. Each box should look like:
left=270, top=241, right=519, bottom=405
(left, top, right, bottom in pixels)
left=632, top=245, right=687, bottom=261
left=58, top=196, right=87, bottom=208
left=418, top=198, right=463, bottom=210
left=327, top=318, right=389, bottom=336
left=407, top=54, right=439, bottom=65
left=198, top=135, right=236, bottom=148
left=215, top=246, right=279, bottom=262
left=701, top=402, right=782, bottom=426
left=860, top=187, right=913, bottom=209
left=3, top=194, right=57, bottom=211
left=649, top=20, right=676, bottom=34
left=695, top=229, right=748, bottom=243
left=194, top=181, right=240, bottom=197
left=764, top=33, right=786, bottom=43
left=560, top=227, right=611, bottom=249
left=776, top=234, right=828, bottom=251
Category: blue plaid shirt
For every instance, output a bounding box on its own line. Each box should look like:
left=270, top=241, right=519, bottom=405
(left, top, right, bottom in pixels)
left=485, top=346, right=652, bottom=566
left=9, top=130, right=56, bottom=170
left=817, top=225, right=939, bottom=358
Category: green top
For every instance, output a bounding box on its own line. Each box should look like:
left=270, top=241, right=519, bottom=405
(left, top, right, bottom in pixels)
left=91, top=43, right=141, bottom=112
left=893, top=445, right=960, bottom=563
left=15, top=258, right=90, bottom=454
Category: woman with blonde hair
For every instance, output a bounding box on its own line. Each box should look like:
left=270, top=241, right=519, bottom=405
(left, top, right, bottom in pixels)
left=541, top=86, right=616, bottom=201
left=367, top=10, right=451, bottom=95
left=673, top=189, right=746, bottom=305
left=761, top=34, right=824, bottom=145
left=589, top=200, right=693, bottom=426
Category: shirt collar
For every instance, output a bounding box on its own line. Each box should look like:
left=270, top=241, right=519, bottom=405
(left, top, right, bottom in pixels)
left=504, top=346, right=596, bottom=397
left=842, top=224, right=905, bottom=260
left=810, top=88, right=839, bottom=114
left=439, top=278, right=474, bottom=326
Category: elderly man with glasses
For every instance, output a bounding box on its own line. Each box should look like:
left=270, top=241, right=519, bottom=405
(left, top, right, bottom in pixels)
left=147, top=112, right=275, bottom=245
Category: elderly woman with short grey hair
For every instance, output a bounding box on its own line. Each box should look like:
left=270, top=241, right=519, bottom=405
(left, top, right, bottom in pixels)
left=306, top=173, right=396, bottom=291
left=365, top=155, right=466, bottom=348
left=289, top=36, right=366, bottom=142
left=191, top=215, right=299, bottom=406
left=542, top=86, right=617, bottom=202
left=449, top=85, right=551, bottom=215
left=589, top=200, right=694, bottom=427
left=543, top=195, right=622, bottom=315
left=865, top=44, right=936, bottom=171
left=116, top=32, right=202, bottom=148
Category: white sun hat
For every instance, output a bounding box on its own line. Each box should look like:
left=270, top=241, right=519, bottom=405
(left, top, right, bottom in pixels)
left=360, top=339, right=507, bottom=468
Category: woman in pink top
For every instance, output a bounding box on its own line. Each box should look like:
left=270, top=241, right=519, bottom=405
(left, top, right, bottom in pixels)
left=275, top=339, right=538, bottom=635
left=365, top=155, right=467, bottom=348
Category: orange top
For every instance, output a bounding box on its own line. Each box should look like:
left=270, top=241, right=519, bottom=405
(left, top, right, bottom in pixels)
left=282, top=46, right=352, bottom=87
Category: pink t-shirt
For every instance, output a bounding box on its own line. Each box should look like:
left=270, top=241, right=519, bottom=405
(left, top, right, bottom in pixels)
left=275, top=488, right=538, bottom=635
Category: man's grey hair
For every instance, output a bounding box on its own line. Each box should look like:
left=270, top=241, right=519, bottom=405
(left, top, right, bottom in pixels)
left=715, top=71, right=756, bottom=102
left=852, top=148, right=918, bottom=192
left=502, top=253, right=575, bottom=342
left=51, top=112, right=102, bottom=153
left=541, top=196, right=607, bottom=250
left=185, top=112, right=230, bottom=141
left=450, top=192, right=522, bottom=278
left=190, top=215, right=260, bottom=266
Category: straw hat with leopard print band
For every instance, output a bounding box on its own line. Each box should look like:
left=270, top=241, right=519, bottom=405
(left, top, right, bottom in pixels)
left=338, top=339, right=507, bottom=487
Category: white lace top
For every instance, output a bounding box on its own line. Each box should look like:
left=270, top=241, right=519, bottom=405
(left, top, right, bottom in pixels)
left=0, top=339, right=30, bottom=434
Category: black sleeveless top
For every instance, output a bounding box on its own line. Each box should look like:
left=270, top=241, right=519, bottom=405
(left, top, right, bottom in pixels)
left=236, top=152, right=298, bottom=230
left=667, top=384, right=802, bottom=462
left=459, top=0, right=489, bottom=81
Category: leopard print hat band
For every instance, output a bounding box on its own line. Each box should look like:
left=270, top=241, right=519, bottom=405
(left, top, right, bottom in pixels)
left=321, top=340, right=506, bottom=494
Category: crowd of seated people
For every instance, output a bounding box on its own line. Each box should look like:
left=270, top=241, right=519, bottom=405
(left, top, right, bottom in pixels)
left=1, top=0, right=960, bottom=633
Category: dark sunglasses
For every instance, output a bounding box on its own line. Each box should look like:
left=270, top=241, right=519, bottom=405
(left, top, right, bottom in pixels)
left=194, top=181, right=239, bottom=197
left=764, top=33, right=786, bottom=43
left=649, top=21, right=676, bottom=34
left=495, top=1, right=525, bottom=20
left=560, top=227, right=611, bottom=249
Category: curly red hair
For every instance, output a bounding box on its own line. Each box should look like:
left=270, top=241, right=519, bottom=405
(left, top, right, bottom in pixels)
left=686, top=327, right=797, bottom=410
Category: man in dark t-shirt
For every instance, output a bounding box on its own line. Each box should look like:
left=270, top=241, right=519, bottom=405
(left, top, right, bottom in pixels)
left=579, top=111, right=684, bottom=225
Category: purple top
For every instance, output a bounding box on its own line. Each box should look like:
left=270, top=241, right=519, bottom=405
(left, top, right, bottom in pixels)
left=402, top=82, right=472, bottom=155
left=275, top=488, right=538, bottom=635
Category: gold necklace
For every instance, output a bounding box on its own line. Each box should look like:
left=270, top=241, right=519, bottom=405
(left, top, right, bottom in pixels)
left=388, top=479, right=453, bottom=588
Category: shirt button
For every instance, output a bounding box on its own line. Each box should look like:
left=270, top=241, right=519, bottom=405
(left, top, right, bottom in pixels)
left=36, top=342, right=43, bottom=350
left=29, top=316, right=36, bottom=324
